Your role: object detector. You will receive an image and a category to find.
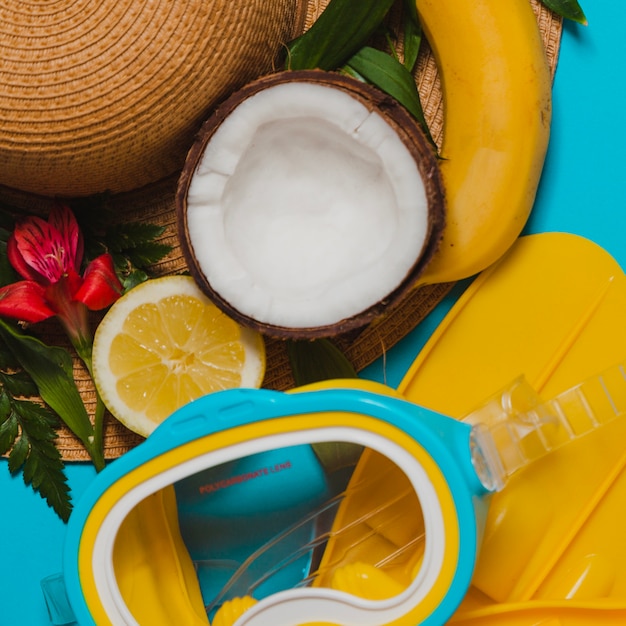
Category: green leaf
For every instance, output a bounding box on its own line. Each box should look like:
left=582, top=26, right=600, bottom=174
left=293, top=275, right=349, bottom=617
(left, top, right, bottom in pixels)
left=23, top=451, right=72, bottom=522
left=541, top=0, right=587, bottom=24
left=0, top=369, right=40, bottom=398
left=103, top=222, right=166, bottom=254
left=119, top=240, right=172, bottom=270
left=0, top=408, right=18, bottom=454
left=403, top=0, right=419, bottom=27
left=120, top=267, right=149, bottom=292
left=402, top=8, right=422, bottom=73
left=287, top=339, right=357, bottom=386
left=0, top=320, right=94, bottom=446
left=345, top=46, right=435, bottom=147
left=0, top=342, right=21, bottom=369
left=339, top=64, right=365, bottom=82
left=8, top=427, right=29, bottom=472
left=2, top=399, right=72, bottom=521
left=286, top=0, right=396, bottom=71
left=15, top=402, right=57, bottom=440
left=0, top=388, right=11, bottom=419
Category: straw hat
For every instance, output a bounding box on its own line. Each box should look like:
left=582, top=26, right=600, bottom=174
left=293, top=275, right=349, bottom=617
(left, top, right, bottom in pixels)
left=0, top=0, right=309, bottom=197
left=0, top=0, right=563, bottom=459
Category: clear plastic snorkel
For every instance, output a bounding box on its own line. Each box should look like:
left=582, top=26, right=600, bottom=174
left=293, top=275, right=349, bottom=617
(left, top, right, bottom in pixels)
left=466, top=362, right=626, bottom=494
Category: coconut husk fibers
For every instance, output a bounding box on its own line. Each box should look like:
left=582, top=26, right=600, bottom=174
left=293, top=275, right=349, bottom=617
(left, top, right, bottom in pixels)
left=0, top=0, right=563, bottom=461
left=177, top=69, right=447, bottom=340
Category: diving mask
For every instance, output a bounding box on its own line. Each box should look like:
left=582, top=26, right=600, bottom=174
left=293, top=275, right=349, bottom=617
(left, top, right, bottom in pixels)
left=44, top=363, right=626, bottom=626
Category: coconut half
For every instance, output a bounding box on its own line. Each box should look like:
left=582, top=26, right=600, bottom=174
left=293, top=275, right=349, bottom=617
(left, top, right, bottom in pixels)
left=177, top=71, right=445, bottom=339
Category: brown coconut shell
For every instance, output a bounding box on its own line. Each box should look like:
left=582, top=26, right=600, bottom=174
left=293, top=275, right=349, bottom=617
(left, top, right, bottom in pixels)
left=177, top=69, right=446, bottom=339
left=0, top=0, right=306, bottom=198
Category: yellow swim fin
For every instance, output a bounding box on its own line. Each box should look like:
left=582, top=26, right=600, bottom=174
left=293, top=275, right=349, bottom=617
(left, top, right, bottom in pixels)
left=399, top=232, right=626, bottom=625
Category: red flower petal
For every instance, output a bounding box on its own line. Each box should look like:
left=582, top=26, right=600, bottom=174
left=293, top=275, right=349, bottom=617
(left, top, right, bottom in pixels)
left=0, top=281, right=56, bottom=323
left=10, top=204, right=85, bottom=286
left=64, top=265, right=85, bottom=298
left=49, top=203, right=84, bottom=271
left=7, top=234, right=43, bottom=283
left=12, top=215, right=68, bottom=284
left=74, top=254, right=122, bottom=310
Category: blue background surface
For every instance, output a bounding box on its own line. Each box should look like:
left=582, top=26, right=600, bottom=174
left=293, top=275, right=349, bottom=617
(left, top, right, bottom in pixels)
left=1, top=4, right=623, bottom=624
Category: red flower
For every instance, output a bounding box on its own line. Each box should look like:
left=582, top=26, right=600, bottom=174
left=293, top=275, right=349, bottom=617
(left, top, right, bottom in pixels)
left=0, top=204, right=122, bottom=350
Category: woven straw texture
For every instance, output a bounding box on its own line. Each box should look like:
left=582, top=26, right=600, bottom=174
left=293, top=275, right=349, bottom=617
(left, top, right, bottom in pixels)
left=0, top=0, right=562, bottom=461
left=0, top=0, right=303, bottom=197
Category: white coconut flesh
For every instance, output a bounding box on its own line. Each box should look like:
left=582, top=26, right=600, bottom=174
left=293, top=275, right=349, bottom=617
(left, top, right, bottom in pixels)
left=185, top=81, right=430, bottom=329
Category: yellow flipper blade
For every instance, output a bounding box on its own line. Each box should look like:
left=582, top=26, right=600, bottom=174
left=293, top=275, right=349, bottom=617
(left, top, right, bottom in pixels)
left=401, top=233, right=626, bottom=413
left=399, top=233, right=626, bottom=624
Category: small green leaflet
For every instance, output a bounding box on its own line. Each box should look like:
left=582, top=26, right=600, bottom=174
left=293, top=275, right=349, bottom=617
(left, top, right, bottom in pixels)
left=345, top=46, right=435, bottom=148
left=0, top=355, right=38, bottom=398
left=542, top=0, right=587, bottom=25
left=98, top=221, right=173, bottom=292
left=93, top=221, right=171, bottom=268
left=0, top=379, right=72, bottom=522
left=402, top=0, right=422, bottom=73
left=287, top=338, right=357, bottom=387
left=286, top=0, right=396, bottom=71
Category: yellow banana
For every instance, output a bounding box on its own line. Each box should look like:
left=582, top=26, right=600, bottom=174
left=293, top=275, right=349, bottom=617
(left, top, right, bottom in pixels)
left=416, top=0, right=552, bottom=285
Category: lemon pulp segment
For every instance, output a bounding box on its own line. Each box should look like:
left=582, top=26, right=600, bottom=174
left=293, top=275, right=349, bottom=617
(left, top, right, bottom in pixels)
left=108, top=294, right=246, bottom=423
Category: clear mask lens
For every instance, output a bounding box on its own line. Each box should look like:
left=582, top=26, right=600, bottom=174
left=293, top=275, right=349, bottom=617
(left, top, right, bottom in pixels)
left=112, top=441, right=432, bottom=625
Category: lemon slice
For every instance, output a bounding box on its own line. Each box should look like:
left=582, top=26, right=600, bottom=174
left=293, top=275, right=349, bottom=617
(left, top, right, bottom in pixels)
left=92, top=275, right=266, bottom=437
